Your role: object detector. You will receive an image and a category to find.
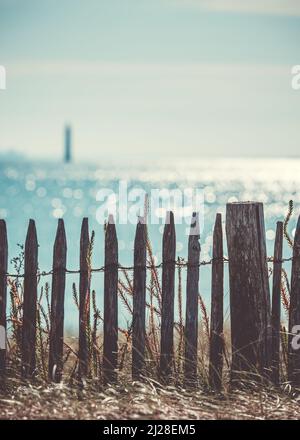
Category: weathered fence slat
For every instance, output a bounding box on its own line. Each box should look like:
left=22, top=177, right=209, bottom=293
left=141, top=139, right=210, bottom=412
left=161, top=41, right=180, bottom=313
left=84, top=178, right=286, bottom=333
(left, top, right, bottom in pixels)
left=160, top=211, right=176, bottom=380
left=271, top=221, right=283, bottom=385
left=184, top=212, right=200, bottom=384
left=288, top=216, right=300, bottom=387
left=103, top=215, right=118, bottom=384
left=226, top=202, right=271, bottom=382
left=0, top=220, right=8, bottom=378
left=22, top=219, right=38, bottom=378
left=209, top=213, right=224, bottom=390
left=78, top=217, right=90, bottom=378
left=49, top=219, right=67, bottom=382
left=132, top=218, right=147, bottom=380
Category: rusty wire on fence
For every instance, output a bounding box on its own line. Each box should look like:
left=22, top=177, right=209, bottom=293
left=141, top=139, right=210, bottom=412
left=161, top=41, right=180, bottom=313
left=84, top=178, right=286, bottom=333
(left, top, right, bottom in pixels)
left=3, top=255, right=294, bottom=278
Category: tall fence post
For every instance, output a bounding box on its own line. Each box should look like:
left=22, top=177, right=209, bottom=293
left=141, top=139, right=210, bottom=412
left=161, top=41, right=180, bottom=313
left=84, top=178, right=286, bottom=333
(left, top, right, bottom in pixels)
left=209, top=213, right=224, bottom=390
left=271, top=221, right=283, bottom=385
left=160, top=211, right=176, bottom=381
left=78, top=218, right=90, bottom=378
left=226, top=202, right=271, bottom=382
left=184, top=212, right=200, bottom=384
left=132, top=218, right=147, bottom=380
left=0, top=220, right=8, bottom=378
left=22, top=219, right=38, bottom=378
left=288, top=216, right=300, bottom=387
left=103, top=215, right=118, bottom=384
left=49, top=219, right=67, bottom=382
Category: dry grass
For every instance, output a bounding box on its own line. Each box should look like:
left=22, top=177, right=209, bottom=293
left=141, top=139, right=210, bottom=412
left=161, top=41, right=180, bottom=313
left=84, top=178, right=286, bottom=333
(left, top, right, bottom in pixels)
left=1, top=379, right=300, bottom=420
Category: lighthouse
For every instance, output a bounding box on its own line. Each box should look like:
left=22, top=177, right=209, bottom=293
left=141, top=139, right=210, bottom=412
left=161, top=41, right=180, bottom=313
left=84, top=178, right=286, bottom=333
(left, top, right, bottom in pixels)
left=64, top=125, right=72, bottom=163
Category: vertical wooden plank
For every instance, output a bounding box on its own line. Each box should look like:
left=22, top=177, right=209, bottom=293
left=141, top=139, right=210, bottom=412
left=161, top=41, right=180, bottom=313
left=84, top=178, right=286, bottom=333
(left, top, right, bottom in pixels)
left=0, top=220, right=8, bottom=378
left=184, top=212, right=200, bottom=384
left=78, top=217, right=90, bottom=378
left=270, top=221, right=283, bottom=385
left=160, top=211, right=176, bottom=381
left=22, top=219, right=38, bottom=378
left=103, top=215, right=118, bottom=384
left=49, top=219, right=67, bottom=382
left=132, top=218, right=147, bottom=380
left=226, top=202, right=271, bottom=382
left=288, top=216, right=300, bottom=387
left=209, top=213, right=224, bottom=390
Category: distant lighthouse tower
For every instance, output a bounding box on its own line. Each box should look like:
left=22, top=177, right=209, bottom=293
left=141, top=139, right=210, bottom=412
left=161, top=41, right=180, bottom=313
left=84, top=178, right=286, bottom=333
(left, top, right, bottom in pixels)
left=64, top=124, right=72, bottom=163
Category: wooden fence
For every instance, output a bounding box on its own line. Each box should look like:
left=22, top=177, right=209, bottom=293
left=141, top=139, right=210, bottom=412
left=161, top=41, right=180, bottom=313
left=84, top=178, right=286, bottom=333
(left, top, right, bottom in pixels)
left=0, top=201, right=299, bottom=388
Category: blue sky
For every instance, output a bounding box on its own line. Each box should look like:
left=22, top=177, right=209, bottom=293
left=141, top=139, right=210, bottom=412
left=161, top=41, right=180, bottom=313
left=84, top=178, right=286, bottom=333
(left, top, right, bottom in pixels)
left=0, top=0, right=300, bottom=160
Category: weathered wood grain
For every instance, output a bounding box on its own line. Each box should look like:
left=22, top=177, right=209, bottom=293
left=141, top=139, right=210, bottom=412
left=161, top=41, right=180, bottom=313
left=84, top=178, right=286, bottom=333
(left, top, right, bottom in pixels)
left=226, top=202, right=271, bottom=382
left=22, top=219, right=38, bottom=378
left=270, top=221, right=283, bottom=385
left=0, top=220, right=8, bottom=377
left=103, top=215, right=118, bottom=384
left=49, top=219, right=67, bottom=382
left=184, top=212, right=200, bottom=384
left=209, top=213, right=224, bottom=390
left=78, top=218, right=90, bottom=378
left=160, top=211, right=176, bottom=381
left=132, top=218, right=147, bottom=380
